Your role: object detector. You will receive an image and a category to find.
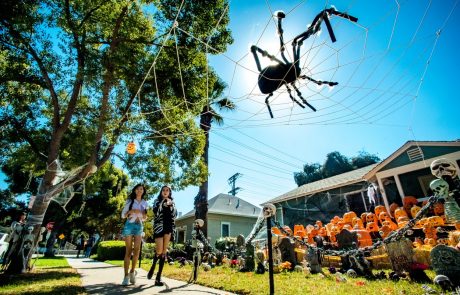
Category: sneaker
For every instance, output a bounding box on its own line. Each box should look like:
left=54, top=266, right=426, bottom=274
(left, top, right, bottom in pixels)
left=121, top=276, right=129, bottom=286
left=154, top=280, right=164, bottom=286
left=129, top=270, right=137, bottom=284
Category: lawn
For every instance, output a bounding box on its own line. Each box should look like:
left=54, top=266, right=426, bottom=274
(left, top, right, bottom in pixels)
left=0, top=256, right=86, bottom=295
left=105, top=259, right=443, bottom=295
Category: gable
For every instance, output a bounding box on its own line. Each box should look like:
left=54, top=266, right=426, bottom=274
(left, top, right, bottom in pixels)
left=379, top=145, right=460, bottom=171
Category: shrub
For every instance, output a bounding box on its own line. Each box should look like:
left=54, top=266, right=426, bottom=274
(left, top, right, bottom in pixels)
left=96, top=241, right=126, bottom=261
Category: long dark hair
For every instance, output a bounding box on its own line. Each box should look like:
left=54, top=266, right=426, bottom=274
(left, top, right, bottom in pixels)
left=128, top=183, right=146, bottom=211
left=155, top=185, right=172, bottom=203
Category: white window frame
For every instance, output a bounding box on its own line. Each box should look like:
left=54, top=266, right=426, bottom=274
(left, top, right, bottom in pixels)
left=221, top=222, right=230, bottom=237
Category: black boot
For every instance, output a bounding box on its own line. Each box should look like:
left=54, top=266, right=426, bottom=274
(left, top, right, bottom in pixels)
left=147, top=255, right=160, bottom=280
left=154, top=255, right=165, bottom=286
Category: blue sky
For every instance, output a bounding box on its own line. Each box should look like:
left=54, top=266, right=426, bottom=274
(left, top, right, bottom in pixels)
left=2, top=0, right=459, bottom=218
left=171, top=0, right=460, bottom=216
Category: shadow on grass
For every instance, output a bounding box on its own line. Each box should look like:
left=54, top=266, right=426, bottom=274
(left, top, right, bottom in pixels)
left=0, top=267, right=85, bottom=295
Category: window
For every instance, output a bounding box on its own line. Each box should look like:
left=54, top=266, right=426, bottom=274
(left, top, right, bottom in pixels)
left=176, top=226, right=186, bottom=243
left=221, top=222, right=230, bottom=237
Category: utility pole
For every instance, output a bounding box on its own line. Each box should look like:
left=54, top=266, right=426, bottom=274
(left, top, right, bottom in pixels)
left=227, top=173, right=242, bottom=196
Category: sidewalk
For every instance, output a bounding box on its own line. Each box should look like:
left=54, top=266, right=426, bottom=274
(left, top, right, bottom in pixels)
left=66, top=257, right=235, bottom=295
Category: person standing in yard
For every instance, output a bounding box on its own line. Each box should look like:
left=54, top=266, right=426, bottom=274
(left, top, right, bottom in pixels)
left=120, top=184, right=148, bottom=286
left=85, top=234, right=95, bottom=258
left=76, top=235, right=85, bottom=258
left=147, top=185, right=177, bottom=286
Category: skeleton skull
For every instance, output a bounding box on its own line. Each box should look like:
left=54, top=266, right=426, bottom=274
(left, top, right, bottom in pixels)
left=262, top=203, right=276, bottom=218
left=429, top=178, right=449, bottom=198
left=433, top=274, right=455, bottom=291
left=194, top=219, right=204, bottom=228
left=430, top=158, right=457, bottom=179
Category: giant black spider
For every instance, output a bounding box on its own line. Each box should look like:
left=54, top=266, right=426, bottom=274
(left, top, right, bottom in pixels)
left=250, top=7, right=358, bottom=118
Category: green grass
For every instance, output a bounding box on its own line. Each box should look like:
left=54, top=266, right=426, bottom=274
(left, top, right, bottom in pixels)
left=0, top=257, right=86, bottom=295
left=106, top=259, right=443, bottom=295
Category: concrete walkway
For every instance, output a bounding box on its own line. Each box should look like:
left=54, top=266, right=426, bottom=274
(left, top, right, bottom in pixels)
left=66, top=257, right=235, bottom=295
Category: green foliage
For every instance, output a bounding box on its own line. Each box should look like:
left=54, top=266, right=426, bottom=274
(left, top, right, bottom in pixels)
left=96, top=240, right=126, bottom=261
left=215, top=236, right=237, bottom=251
left=294, top=151, right=380, bottom=186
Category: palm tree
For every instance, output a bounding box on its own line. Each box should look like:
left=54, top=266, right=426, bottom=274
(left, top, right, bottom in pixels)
left=194, top=78, right=235, bottom=237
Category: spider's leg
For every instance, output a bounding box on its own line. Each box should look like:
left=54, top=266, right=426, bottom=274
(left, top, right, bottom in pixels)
left=292, top=83, right=317, bottom=112
left=251, top=45, right=284, bottom=72
left=300, top=75, right=338, bottom=87
left=265, top=92, right=274, bottom=118
left=274, top=10, right=289, bottom=64
left=286, top=85, right=305, bottom=109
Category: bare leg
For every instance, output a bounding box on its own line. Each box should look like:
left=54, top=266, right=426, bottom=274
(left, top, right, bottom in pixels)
left=124, top=236, right=133, bottom=276
left=131, top=235, right=142, bottom=273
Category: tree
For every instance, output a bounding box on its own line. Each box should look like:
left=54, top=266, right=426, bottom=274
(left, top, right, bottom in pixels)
left=351, top=150, right=380, bottom=169
left=0, top=0, right=232, bottom=273
left=293, top=163, right=322, bottom=187
left=322, top=151, right=353, bottom=178
left=294, top=151, right=380, bottom=186
left=194, top=77, right=235, bottom=237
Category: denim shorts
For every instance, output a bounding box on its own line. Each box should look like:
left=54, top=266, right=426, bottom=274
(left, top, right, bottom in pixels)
left=122, top=221, right=143, bottom=237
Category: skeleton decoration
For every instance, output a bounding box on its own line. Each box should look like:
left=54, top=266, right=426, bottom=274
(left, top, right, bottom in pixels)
left=430, top=178, right=450, bottom=198
left=430, top=168, right=460, bottom=223
left=262, top=203, right=276, bottom=218
left=250, top=7, right=358, bottom=118
left=189, top=219, right=204, bottom=283
left=430, top=158, right=458, bottom=179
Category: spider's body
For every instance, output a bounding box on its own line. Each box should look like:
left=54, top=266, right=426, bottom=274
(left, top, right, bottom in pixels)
left=251, top=7, right=358, bottom=118
left=258, top=62, right=297, bottom=94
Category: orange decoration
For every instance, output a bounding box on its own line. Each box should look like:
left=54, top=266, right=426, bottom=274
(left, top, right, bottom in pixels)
left=126, top=141, right=136, bottom=154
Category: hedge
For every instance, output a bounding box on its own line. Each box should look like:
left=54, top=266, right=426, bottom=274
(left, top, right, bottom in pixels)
left=96, top=240, right=185, bottom=261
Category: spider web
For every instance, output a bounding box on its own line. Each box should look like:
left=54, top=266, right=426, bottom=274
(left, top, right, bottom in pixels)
left=128, top=0, right=459, bottom=205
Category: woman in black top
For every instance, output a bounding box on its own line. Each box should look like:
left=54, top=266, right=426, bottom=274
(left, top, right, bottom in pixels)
left=147, top=185, right=177, bottom=286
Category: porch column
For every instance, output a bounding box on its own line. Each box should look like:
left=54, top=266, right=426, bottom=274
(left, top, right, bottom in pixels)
left=377, top=178, right=391, bottom=216
left=394, top=174, right=405, bottom=200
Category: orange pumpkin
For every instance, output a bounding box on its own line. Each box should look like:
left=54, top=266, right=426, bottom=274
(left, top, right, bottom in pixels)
left=352, top=229, right=373, bottom=247
left=374, top=205, right=387, bottom=218
left=389, top=203, right=399, bottom=217
left=343, top=211, right=357, bottom=225
left=433, top=202, right=445, bottom=216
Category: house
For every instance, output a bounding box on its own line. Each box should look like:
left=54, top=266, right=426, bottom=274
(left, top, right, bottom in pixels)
left=263, top=140, right=460, bottom=228
left=175, top=193, right=261, bottom=245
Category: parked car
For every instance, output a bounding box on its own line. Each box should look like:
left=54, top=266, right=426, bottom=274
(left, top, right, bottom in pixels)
left=0, top=232, right=9, bottom=262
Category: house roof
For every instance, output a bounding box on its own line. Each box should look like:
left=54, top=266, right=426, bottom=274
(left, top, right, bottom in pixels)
left=363, top=140, right=460, bottom=180
left=263, top=163, right=378, bottom=205
left=176, top=193, right=261, bottom=221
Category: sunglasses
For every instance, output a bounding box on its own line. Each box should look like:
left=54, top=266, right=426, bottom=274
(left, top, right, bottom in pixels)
left=432, top=163, right=452, bottom=170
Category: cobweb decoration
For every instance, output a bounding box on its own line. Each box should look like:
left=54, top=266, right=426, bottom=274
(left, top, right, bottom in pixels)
left=124, top=0, right=457, bottom=204
left=131, top=0, right=453, bottom=139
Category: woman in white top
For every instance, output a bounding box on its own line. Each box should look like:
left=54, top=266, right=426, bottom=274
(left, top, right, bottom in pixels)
left=120, top=184, right=148, bottom=286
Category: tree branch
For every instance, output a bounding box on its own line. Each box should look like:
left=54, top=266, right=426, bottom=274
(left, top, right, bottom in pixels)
left=0, top=20, right=60, bottom=130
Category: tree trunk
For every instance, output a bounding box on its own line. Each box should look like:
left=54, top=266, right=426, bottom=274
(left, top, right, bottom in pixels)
left=195, top=111, right=211, bottom=238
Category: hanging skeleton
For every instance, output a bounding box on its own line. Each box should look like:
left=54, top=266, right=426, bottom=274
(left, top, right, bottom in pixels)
left=189, top=219, right=204, bottom=283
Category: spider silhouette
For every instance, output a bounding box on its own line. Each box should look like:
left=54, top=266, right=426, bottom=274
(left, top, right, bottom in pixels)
left=250, top=7, right=358, bottom=118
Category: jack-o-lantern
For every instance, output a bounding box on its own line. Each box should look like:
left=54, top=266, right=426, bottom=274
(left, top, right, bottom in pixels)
left=315, top=220, right=323, bottom=228
left=427, top=216, right=444, bottom=227
left=318, top=227, right=327, bottom=237
left=360, top=212, right=367, bottom=224
left=379, top=224, right=392, bottom=238
left=422, top=224, right=437, bottom=240
left=294, top=224, right=306, bottom=238
left=383, top=218, right=398, bottom=231
left=331, top=216, right=341, bottom=224
left=374, top=205, right=387, bottom=218
left=352, top=217, right=364, bottom=229
left=126, top=141, right=137, bottom=154
left=389, top=203, right=399, bottom=217
left=366, top=213, right=378, bottom=225
left=378, top=212, right=390, bottom=224
left=397, top=216, right=409, bottom=228
left=424, top=238, right=437, bottom=247
left=351, top=229, right=373, bottom=247
left=394, top=207, right=408, bottom=221
left=433, top=202, right=445, bottom=216
left=343, top=211, right=357, bottom=225
left=366, top=221, right=379, bottom=232
left=403, top=196, right=418, bottom=215
left=416, top=218, right=429, bottom=228
left=410, top=205, right=421, bottom=219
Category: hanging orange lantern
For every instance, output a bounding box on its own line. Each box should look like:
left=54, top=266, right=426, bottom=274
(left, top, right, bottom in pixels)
left=126, top=141, right=136, bottom=154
